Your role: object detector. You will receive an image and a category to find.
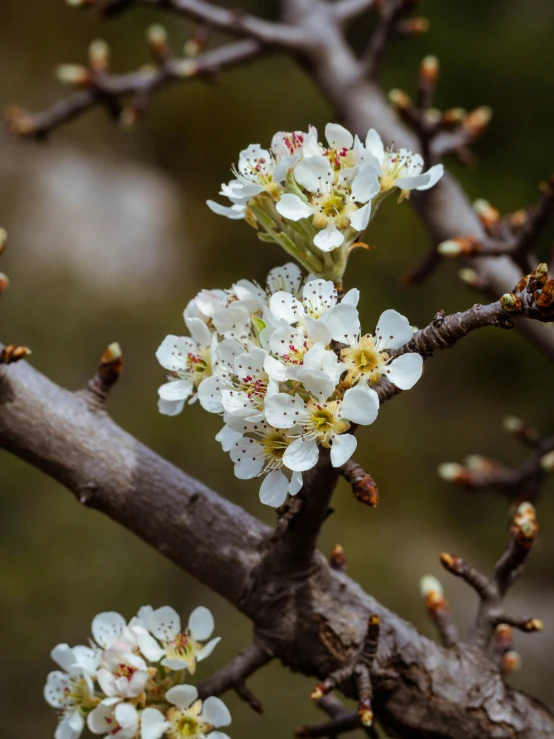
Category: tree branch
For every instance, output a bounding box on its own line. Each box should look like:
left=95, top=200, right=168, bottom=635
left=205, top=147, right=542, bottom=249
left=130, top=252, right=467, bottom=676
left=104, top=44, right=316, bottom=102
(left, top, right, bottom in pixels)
left=331, top=0, right=378, bottom=24
left=1, top=354, right=553, bottom=736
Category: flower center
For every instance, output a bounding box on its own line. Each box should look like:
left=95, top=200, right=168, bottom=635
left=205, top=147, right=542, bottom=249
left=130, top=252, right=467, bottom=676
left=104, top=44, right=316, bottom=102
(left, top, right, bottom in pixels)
left=114, top=663, right=137, bottom=681
left=341, top=336, right=388, bottom=385
left=306, top=401, right=349, bottom=445
left=165, top=631, right=194, bottom=662
left=312, top=189, right=352, bottom=230
left=167, top=706, right=210, bottom=739
left=261, top=430, right=290, bottom=468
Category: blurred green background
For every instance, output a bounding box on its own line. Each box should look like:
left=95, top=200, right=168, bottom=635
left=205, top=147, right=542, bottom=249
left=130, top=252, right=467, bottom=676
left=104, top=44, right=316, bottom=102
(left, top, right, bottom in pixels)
left=1, top=1, right=554, bottom=736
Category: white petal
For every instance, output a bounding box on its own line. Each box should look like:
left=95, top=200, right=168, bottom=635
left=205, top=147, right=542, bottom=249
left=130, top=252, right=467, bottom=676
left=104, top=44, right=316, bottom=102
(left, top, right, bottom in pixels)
left=294, top=155, right=334, bottom=192
left=56, top=714, right=83, bottom=739
left=375, top=309, right=414, bottom=350
left=265, top=393, right=304, bottom=429
left=158, top=379, right=193, bottom=402
left=196, top=636, right=222, bottom=662
left=188, top=607, right=214, bottom=641
left=210, top=734, right=231, bottom=739
left=341, top=385, right=379, bottom=425
left=303, top=315, right=332, bottom=345
left=302, top=278, right=337, bottom=312
left=416, top=163, right=444, bottom=191
left=115, top=703, right=138, bottom=729
left=283, top=438, right=319, bottom=472
left=264, top=354, right=289, bottom=382
left=273, top=153, right=301, bottom=183
left=288, top=470, right=303, bottom=496
left=215, top=425, right=244, bottom=452
left=135, top=630, right=165, bottom=663
left=96, top=668, right=117, bottom=697
left=92, top=612, right=126, bottom=649
left=259, top=470, right=290, bottom=508
left=141, top=708, right=169, bottom=739
left=396, top=173, right=433, bottom=191
left=158, top=397, right=185, bottom=416
left=364, top=129, right=385, bottom=167
left=325, top=122, right=354, bottom=151
left=212, top=305, right=251, bottom=340
left=147, top=606, right=181, bottom=641
left=230, top=439, right=264, bottom=479
left=50, top=644, right=76, bottom=672
left=87, top=704, right=111, bottom=735
left=198, top=376, right=225, bottom=414
left=313, top=224, right=344, bottom=252
left=330, top=434, right=357, bottom=467
left=202, top=697, right=231, bottom=728
left=324, top=304, right=360, bottom=343
left=349, top=202, right=371, bottom=232
left=266, top=263, right=303, bottom=295
left=351, top=163, right=380, bottom=203
left=302, top=130, right=322, bottom=157
left=269, top=291, right=305, bottom=324
left=207, top=200, right=245, bottom=219
left=296, top=368, right=334, bottom=400
left=185, top=317, right=212, bottom=347
left=166, top=684, right=198, bottom=710
left=155, top=335, right=195, bottom=371
left=342, top=288, right=360, bottom=307
left=72, top=645, right=100, bottom=674
left=275, top=193, right=313, bottom=222
left=44, top=671, right=71, bottom=708
left=385, top=353, right=423, bottom=390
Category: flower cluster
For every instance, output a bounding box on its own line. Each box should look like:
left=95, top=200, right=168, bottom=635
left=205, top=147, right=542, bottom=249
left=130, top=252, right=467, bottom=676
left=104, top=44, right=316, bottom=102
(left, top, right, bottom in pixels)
left=157, top=263, right=423, bottom=507
left=207, top=124, right=443, bottom=280
left=44, top=606, right=231, bottom=739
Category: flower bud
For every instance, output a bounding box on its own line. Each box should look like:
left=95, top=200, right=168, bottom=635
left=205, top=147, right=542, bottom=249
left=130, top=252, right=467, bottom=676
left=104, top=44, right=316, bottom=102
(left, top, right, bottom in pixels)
left=536, top=278, right=554, bottom=315
left=540, top=450, right=554, bottom=472
left=524, top=618, right=543, bottom=632
left=56, top=64, right=90, bottom=88
left=458, top=268, right=480, bottom=287
left=464, top=106, right=493, bottom=136
left=388, top=88, right=411, bottom=110
left=330, top=544, right=347, bottom=572
left=0, top=272, right=10, bottom=293
left=473, top=198, right=500, bottom=229
left=398, top=17, right=429, bottom=35
left=503, top=415, right=524, bottom=433
left=147, top=24, right=169, bottom=60
left=442, top=107, right=467, bottom=126
left=420, top=575, right=443, bottom=602
left=438, top=240, right=462, bottom=257
left=175, top=59, right=198, bottom=78
left=358, top=699, right=373, bottom=727
left=420, top=55, right=439, bottom=83
left=89, top=40, right=110, bottom=73
left=438, top=236, right=480, bottom=258
left=500, top=293, right=521, bottom=312
left=0, top=345, right=32, bottom=364
left=437, top=462, right=464, bottom=482
left=502, top=650, right=521, bottom=673
left=0, top=228, right=7, bottom=255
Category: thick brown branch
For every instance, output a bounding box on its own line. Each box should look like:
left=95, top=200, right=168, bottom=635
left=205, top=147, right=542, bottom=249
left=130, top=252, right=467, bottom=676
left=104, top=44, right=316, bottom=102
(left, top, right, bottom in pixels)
left=1, top=357, right=553, bottom=736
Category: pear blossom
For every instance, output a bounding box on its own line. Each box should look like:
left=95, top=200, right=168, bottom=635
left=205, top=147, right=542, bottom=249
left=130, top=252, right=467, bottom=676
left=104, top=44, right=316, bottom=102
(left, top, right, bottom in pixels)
left=340, top=309, right=423, bottom=390
left=97, top=647, right=150, bottom=700
left=87, top=701, right=139, bottom=739
left=217, top=420, right=303, bottom=507
left=142, top=685, right=231, bottom=739
left=137, top=606, right=221, bottom=674
left=265, top=375, right=380, bottom=471
left=44, top=667, right=99, bottom=739
left=363, top=128, right=444, bottom=197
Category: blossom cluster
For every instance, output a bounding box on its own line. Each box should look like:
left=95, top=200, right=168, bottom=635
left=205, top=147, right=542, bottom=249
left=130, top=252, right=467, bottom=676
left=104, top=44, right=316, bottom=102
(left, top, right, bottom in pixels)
left=207, top=124, right=443, bottom=280
left=44, top=605, right=231, bottom=739
left=157, top=263, right=423, bottom=507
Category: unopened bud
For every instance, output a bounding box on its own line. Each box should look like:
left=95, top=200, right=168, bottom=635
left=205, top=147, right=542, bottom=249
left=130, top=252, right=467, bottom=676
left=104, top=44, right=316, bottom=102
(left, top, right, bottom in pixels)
left=464, top=106, right=493, bottom=136
left=310, top=680, right=332, bottom=701
left=330, top=544, right=347, bottom=572
left=358, top=698, right=373, bottom=727
left=540, top=450, right=554, bottom=472
left=147, top=24, right=169, bottom=59
left=439, top=552, right=464, bottom=574
left=536, top=279, right=554, bottom=315
left=0, top=272, right=8, bottom=293
left=388, top=88, right=411, bottom=109
left=529, top=262, right=549, bottom=292
left=184, top=27, right=210, bottom=57
left=465, top=454, right=492, bottom=471
left=503, top=416, right=524, bottom=434
left=420, top=575, right=443, bottom=600
left=0, top=228, right=7, bottom=255
left=513, top=501, right=538, bottom=543
left=500, top=293, right=521, bottom=312
left=438, top=240, right=462, bottom=257
left=474, top=198, right=500, bottom=229
left=509, top=209, right=528, bottom=229
left=502, top=650, right=521, bottom=673
left=438, top=462, right=464, bottom=482
left=524, top=618, right=543, bottom=632
left=425, top=107, right=442, bottom=125
left=442, top=107, right=467, bottom=126
left=458, top=268, right=480, bottom=287
left=438, top=236, right=480, bottom=258
left=175, top=59, right=198, bottom=78
left=5, top=106, right=37, bottom=137
left=56, top=64, right=90, bottom=88
left=89, top=40, right=110, bottom=72
left=0, top=345, right=32, bottom=364
left=420, top=55, right=439, bottom=82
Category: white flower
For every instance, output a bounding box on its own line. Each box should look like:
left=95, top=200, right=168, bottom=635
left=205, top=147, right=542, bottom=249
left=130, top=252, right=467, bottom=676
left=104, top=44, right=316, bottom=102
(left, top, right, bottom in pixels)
left=50, top=643, right=101, bottom=678
left=276, top=153, right=379, bottom=252
left=44, top=658, right=99, bottom=739
left=142, top=685, right=231, bottom=739
left=340, top=309, right=423, bottom=390
left=218, top=420, right=303, bottom=507
left=363, top=129, right=444, bottom=195
left=265, top=377, right=379, bottom=471
left=137, top=606, right=220, bottom=674
left=97, top=647, right=149, bottom=699
left=87, top=701, right=139, bottom=739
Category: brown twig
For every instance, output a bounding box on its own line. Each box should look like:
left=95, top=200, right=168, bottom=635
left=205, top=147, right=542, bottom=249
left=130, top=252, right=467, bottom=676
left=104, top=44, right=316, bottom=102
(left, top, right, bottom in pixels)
left=84, top=343, right=123, bottom=410
left=196, top=641, right=271, bottom=713
left=420, top=575, right=458, bottom=648
left=439, top=503, right=542, bottom=652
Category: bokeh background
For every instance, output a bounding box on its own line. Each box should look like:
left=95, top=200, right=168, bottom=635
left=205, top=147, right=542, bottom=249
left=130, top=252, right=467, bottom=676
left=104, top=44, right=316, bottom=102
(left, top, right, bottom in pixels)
left=1, top=1, right=554, bottom=736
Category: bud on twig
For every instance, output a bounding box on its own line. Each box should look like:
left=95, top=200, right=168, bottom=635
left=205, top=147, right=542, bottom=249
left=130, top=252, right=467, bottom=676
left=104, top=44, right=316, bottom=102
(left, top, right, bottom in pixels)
left=0, top=345, right=32, bottom=364
left=500, top=293, right=522, bottom=312
left=437, top=462, right=469, bottom=483
left=388, top=88, right=412, bottom=110
left=0, top=228, right=7, bottom=256
left=458, top=268, right=484, bottom=289
left=56, top=64, right=90, bottom=88
left=0, top=273, right=9, bottom=294
left=329, top=544, right=347, bottom=572
left=463, top=106, right=493, bottom=136
left=147, top=24, right=170, bottom=62
left=438, top=236, right=481, bottom=258
left=539, top=450, right=554, bottom=472
left=397, top=17, right=429, bottom=35
left=502, top=416, right=539, bottom=446
left=89, top=40, right=110, bottom=73
left=420, top=55, right=439, bottom=84
left=474, top=199, right=500, bottom=231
